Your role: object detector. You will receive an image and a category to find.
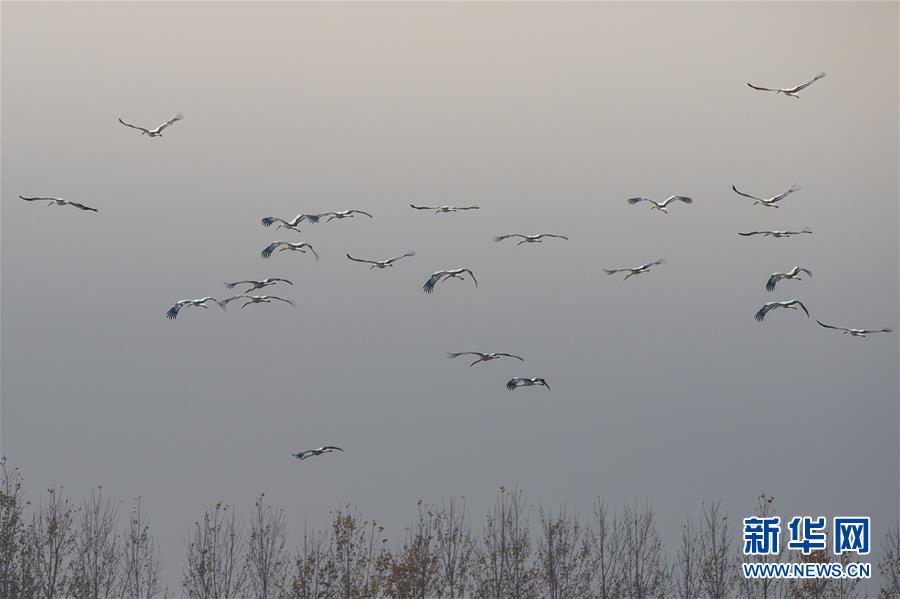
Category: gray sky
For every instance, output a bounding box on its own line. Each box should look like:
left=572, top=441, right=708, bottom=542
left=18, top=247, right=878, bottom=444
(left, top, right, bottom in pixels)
left=2, top=0, right=897, bottom=587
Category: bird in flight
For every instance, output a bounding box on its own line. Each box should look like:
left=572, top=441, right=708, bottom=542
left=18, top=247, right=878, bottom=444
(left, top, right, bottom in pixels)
left=19, top=196, right=98, bottom=212
left=739, top=228, right=812, bottom=238
left=423, top=269, right=478, bottom=294
left=261, top=241, right=319, bottom=260
left=604, top=259, right=665, bottom=281
left=494, top=233, right=569, bottom=246
left=754, top=299, right=810, bottom=322
left=747, top=71, right=826, bottom=98
left=220, top=295, right=294, bottom=309
left=626, top=195, right=693, bottom=213
left=292, top=446, right=343, bottom=461
left=224, top=278, right=293, bottom=293
left=304, top=210, right=373, bottom=223
left=732, top=184, right=800, bottom=208
left=506, top=377, right=550, bottom=391
left=346, top=251, right=415, bottom=269
left=118, top=113, right=184, bottom=137
left=816, top=320, right=893, bottom=338
left=448, top=352, right=525, bottom=367
left=260, top=215, right=309, bottom=233
left=166, top=297, right=225, bottom=320
left=410, top=204, right=480, bottom=213
left=766, top=267, right=812, bottom=292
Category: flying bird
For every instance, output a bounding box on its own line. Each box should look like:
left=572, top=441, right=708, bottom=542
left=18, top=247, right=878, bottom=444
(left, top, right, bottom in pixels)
left=261, top=241, right=319, bottom=260
left=117, top=113, right=183, bottom=137
left=754, top=299, right=810, bottom=322
left=304, top=210, right=373, bottom=223
left=732, top=184, right=800, bottom=208
left=410, top=204, right=480, bottom=213
left=422, top=269, right=478, bottom=294
left=166, top=297, right=225, bottom=320
left=739, top=229, right=812, bottom=238
left=604, top=259, right=665, bottom=280
left=816, top=320, right=893, bottom=338
left=292, top=446, right=343, bottom=461
left=766, top=267, right=812, bottom=292
left=19, top=196, right=98, bottom=212
left=626, top=196, right=693, bottom=212
left=224, top=278, right=293, bottom=293
left=220, top=294, right=295, bottom=309
left=346, top=251, right=415, bottom=269
left=747, top=72, right=826, bottom=98
left=494, top=233, right=569, bottom=245
left=506, top=377, right=550, bottom=391
left=447, top=352, right=525, bottom=367
left=260, top=215, right=309, bottom=233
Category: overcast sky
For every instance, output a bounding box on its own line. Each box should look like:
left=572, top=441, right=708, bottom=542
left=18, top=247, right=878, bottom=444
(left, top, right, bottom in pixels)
left=2, top=0, right=897, bottom=588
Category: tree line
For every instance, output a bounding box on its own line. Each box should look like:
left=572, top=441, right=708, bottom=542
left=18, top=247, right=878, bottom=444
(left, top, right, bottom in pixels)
left=1, top=459, right=898, bottom=599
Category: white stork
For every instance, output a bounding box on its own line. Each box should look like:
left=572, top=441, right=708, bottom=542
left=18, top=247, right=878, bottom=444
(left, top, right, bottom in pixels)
left=410, top=204, right=480, bottom=213
left=166, top=297, right=225, bottom=320
left=754, top=299, right=810, bottom=322
left=19, top=196, right=98, bottom=212
left=346, top=251, right=415, bottom=269
left=422, top=269, right=478, bottom=294
left=305, top=210, right=373, bottom=223
left=447, top=352, right=525, bottom=367
left=747, top=72, right=826, bottom=98
left=816, top=321, right=892, bottom=338
left=766, top=267, right=812, bottom=292
left=118, top=113, right=183, bottom=137
left=224, top=278, right=293, bottom=293
left=739, top=229, right=812, bottom=238
left=292, top=446, right=343, bottom=461
left=626, top=196, right=693, bottom=213
left=604, top=259, right=665, bottom=280
left=220, top=295, right=295, bottom=309
left=506, top=378, right=550, bottom=391
left=494, top=233, right=568, bottom=245
left=732, top=184, right=800, bottom=208
left=261, top=241, right=319, bottom=260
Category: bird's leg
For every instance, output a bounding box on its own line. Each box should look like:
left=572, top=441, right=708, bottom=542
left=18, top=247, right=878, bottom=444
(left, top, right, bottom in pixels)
left=516, top=241, right=526, bottom=246
left=241, top=302, right=252, bottom=308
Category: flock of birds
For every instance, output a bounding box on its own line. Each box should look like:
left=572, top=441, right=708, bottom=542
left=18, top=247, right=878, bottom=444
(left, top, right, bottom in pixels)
left=16, top=70, right=894, bottom=463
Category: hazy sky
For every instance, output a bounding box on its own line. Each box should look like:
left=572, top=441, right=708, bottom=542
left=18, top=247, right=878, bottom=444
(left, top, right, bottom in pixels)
left=2, top=0, right=897, bottom=588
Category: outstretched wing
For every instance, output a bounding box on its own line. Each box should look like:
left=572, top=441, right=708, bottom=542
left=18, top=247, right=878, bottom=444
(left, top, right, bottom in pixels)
left=738, top=231, right=763, bottom=237
left=765, top=274, right=781, bottom=292
left=423, top=272, right=446, bottom=294
left=224, top=280, right=256, bottom=289
left=661, top=195, right=692, bottom=206
left=793, top=301, right=810, bottom=317
left=747, top=82, right=779, bottom=92
left=118, top=118, right=151, bottom=134
left=627, top=197, right=652, bottom=205
left=261, top=216, right=290, bottom=228
left=457, top=206, right=480, bottom=210
left=754, top=304, right=774, bottom=322
left=447, top=352, right=482, bottom=359
left=65, top=201, right=98, bottom=212
left=19, top=196, right=58, bottom=202
left=789, top=72, right=826, bottom=93
left=303, top=213, right=324, bottom=224
left=506, top=378, right=521, bottom=391
left=261, top=242, right=286, bottom=259
left=409, top=204, right=435, bottom=210
left=539, top=234, right=568, bottom=240
left=268, top=296, right=295, bottom=306
left=816, top=320, right=847, bottom=332
left=349, top=210, right=373, bottom=218
left=320, top=446, right=343, bottom=452
left=494, top=234, right=524, bottom=243
left=346, top=254, right=378, bottom=265
left=731, top=185, right=763, bottom=201
left=156, top=113, right=184, bottom=132
left=770, top=184, right=801, bottom=203
left=386, top=251, right=416, bottom=264
left=495, top=353, right=525, bottom=361
left=165, top=303, right=184, bottom=320
left=463, top=269, right=478, bottom=287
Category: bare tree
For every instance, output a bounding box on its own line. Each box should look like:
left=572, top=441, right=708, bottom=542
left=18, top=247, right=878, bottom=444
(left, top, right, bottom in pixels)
left=880, top=522, right=900, bottom=599
left=182, top=502, right=246, bottom=599
left=291, top=526, right=336, bottom=599
left=586, top=500, right=623, bottom=599
left=736, top=494, right=788, bottom=599
left=534, top=504, right=590, bottom=599
left=619, top=501, right=669, bottom=599
left=473, top=487, right=536, bottom=599
left=122, top=497, right=166, bottom=599
left=434, top=496, right=474, bottom=599
left=386, top=500, right=441, bottom=599
left=0, top=458, right=36, bottom=598
left=328, top=504, right=390, bottom=599
left=245, top=494, right=290, bottom=599
left=698, top=500, right=737, bottom=599
left=30, top=486, right=76, bottom=599
left=674, top=518, right=702, bottom=599
left=69, top=487, right=121, bottom=599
